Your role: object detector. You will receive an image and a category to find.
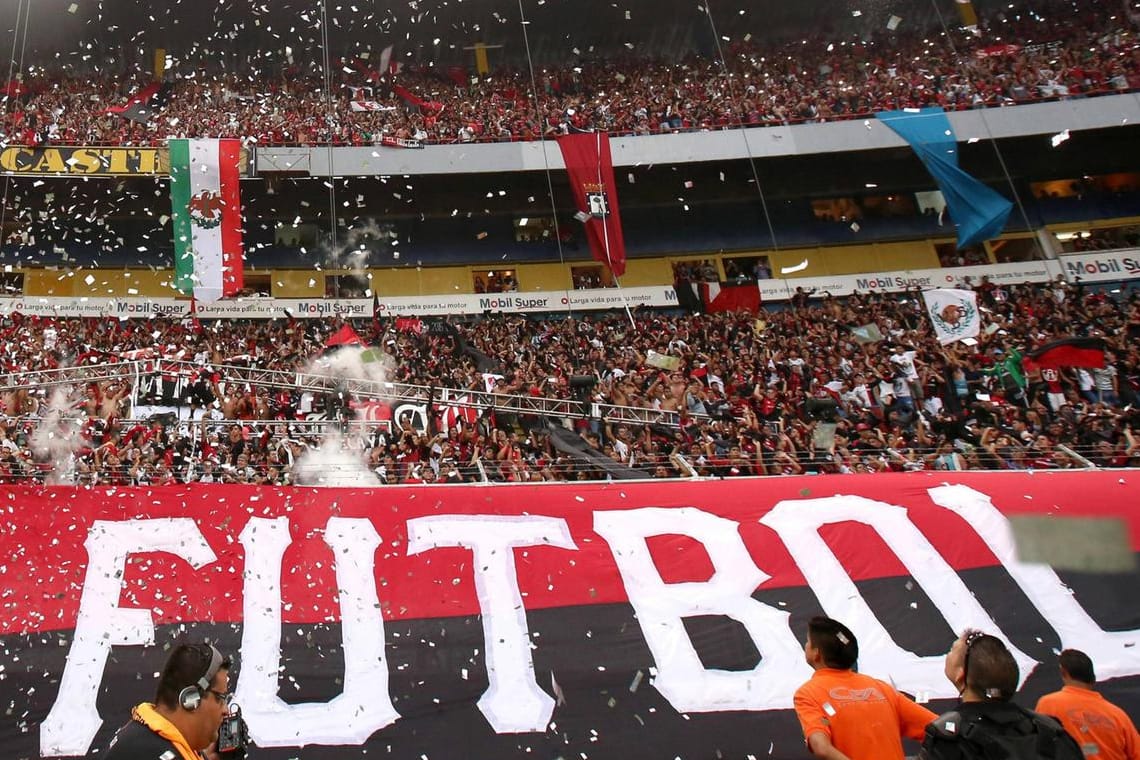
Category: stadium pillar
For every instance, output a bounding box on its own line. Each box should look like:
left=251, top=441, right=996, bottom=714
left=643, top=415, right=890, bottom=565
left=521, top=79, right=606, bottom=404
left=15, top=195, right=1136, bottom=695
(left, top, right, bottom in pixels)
left=1035, top=228, right=1061, bottom=260
left=954, top=0, right=978, bottom=28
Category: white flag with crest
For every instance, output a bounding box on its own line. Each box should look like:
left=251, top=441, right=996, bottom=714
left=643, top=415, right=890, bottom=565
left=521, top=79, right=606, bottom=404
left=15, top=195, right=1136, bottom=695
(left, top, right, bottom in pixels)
left=922, top=288, right=981, bottom=345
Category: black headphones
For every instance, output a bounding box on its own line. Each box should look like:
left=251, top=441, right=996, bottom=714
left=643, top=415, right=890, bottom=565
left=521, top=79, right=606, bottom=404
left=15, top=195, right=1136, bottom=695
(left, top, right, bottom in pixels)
left=178, top=644, right=224, bottom=712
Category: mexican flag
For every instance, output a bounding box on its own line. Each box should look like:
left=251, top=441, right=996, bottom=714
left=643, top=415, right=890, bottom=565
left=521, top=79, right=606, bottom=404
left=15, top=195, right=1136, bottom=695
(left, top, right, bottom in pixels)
left=169, top=138, right=243, bottom=302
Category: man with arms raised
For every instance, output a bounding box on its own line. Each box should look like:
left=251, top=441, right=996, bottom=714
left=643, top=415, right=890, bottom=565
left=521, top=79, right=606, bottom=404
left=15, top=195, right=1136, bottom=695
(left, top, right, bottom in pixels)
left=794, top=616, right=937, bottom=760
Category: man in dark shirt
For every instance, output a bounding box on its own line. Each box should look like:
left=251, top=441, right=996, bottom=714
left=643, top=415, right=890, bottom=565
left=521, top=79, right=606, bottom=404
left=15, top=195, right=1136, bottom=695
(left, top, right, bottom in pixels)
left=103, top=642, right=232, bottom=760
left=919, top=631, right=1082, bottom=760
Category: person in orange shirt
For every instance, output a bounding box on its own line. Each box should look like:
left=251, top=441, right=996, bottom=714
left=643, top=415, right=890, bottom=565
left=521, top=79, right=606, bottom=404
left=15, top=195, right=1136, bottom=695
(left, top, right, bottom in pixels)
left=794, top=616, right=937, bottom=760
left=1036, top=649, right=1140, bottom=760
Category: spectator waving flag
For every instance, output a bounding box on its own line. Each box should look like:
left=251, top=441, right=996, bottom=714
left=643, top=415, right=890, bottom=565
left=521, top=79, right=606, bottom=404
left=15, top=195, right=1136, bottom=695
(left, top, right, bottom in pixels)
left=324, top=324, right=364, bottom=348
left=645, top=350, right=680, bottom=371
left=378, top=45, right=394, bottom=78
left=922, top=288, right=981, bottom=345
left=1022, top=337, right=1107, bottom=370
left=850, top=323, right=884, bottom=345
left=106, top=81, right=172, bottom=124
left=170, top=139, right=244, bottom=303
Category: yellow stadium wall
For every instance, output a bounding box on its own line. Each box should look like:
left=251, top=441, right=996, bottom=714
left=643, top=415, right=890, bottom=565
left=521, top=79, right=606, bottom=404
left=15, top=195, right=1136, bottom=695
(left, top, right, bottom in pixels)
left=21, top=268, right=75, bottom=297
left=720, top=240, right=941, bottom=278
left=10, top=235, right=1042, bottom=298
left=620, top=258, right=674, bottom=287
left=514, top=263, right=571, bottom=291
left=272, top=269, right=324, bottom=298
left=370, top=267, right=422, bottom=296
left=21, top=268, right=175, bottom=297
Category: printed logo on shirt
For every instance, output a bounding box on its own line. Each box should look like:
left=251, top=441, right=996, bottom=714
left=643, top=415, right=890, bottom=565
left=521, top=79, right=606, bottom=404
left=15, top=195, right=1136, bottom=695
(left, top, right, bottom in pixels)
left=828, top=686, right=887, bottom=703
left=1067, top=708, right=1116, bottom=730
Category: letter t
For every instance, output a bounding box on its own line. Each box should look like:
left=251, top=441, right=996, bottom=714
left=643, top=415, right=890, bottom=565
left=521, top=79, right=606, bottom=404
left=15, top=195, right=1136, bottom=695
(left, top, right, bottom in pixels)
left=406, top=515, right=576, bottom=733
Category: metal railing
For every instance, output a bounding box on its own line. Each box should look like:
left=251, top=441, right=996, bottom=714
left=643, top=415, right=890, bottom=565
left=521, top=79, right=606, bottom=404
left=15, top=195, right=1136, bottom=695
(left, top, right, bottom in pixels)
left=0, top=362, right=143, bottom=391
left=0, top=359, right=705, bottom=428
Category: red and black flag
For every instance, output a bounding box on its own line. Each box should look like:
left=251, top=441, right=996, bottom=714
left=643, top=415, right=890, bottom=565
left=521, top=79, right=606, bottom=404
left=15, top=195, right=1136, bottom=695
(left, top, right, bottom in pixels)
left=1023, top=336, right=1107, bottom=371
left=392, top=84, right=443, bottom=115
left=557, top=132, right=627, bottom=278
left=106, top=80, right=173, bottom=124
left=323, top=323, right=364, bottom=349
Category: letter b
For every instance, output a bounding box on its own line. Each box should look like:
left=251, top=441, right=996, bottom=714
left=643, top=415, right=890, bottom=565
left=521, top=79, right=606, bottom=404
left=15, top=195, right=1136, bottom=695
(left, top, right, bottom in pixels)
left=594, top=507, right=808, bottom=712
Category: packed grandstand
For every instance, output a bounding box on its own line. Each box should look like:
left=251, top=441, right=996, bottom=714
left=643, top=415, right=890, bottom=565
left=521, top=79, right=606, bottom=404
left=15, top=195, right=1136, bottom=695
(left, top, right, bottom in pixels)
left=1, top=0, right=1136, bottom=146
left=1, top=275, right=1137, bottom=486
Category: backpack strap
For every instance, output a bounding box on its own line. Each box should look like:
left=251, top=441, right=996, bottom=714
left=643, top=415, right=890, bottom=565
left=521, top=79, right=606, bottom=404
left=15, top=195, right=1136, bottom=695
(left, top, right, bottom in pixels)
left=927, top=710, right=966, bottom=740
left=1000, top=702, right=1072, bottom=759
left=924, top=711, right=974, bottom=760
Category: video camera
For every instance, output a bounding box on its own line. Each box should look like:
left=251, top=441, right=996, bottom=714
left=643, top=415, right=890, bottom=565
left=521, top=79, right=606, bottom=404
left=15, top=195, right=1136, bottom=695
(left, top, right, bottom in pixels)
left=216, top=704, right=251, bottom=758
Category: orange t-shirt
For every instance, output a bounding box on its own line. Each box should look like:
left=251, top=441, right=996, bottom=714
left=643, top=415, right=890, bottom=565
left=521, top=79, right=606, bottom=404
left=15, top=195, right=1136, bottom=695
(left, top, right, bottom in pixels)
left=793, top=668, right=937, bottom=760
left=1036, top=685, right=1140, bottom=760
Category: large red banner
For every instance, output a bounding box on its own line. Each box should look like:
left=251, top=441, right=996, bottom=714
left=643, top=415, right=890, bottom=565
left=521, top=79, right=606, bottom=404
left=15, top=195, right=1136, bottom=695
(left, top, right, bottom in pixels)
left=557, top=132, right=627, bottom=277
left=2, top=471, right=1138, bottom=758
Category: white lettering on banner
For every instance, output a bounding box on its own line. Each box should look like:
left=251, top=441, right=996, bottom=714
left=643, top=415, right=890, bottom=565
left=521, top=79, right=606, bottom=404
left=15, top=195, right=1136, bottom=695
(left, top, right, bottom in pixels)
left=406, top=515, right=578, bottom=733
left=760, top=495, right=1037, bottom=697
left=40, top=519, right=216, bottom=757
left=927, top=485, right=1140, bottom=680
left=235, top=517, right=400, bottom=746
left=1059, top=249, right=1140, bottom=283
left=594, top=507, right=810, bottom=712
left=37, top=489, right=1140, bottom=754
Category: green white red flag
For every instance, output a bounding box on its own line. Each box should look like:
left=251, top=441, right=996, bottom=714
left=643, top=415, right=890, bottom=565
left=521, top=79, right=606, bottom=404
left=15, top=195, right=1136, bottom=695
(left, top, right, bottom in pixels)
left=169, top=138, right=243, bottom=302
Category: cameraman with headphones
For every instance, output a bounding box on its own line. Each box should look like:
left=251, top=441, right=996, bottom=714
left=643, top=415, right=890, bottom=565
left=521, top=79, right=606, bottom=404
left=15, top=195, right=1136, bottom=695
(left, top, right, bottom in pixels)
left=103, top=642, right=233, bottom=760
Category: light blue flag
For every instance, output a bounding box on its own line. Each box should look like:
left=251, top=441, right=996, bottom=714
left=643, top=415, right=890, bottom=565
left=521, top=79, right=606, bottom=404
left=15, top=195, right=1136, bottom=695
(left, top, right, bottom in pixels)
left=877, top=108, right=1013, bottom=249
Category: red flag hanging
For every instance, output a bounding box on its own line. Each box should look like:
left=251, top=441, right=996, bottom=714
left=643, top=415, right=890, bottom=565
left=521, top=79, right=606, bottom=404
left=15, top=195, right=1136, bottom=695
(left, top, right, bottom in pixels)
left=556, top=133, right=627, bottom=278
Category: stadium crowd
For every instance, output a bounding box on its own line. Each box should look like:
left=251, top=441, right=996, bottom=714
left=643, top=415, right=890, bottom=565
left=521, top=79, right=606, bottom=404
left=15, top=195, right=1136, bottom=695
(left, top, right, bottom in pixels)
left=1, top=0, right=1136, bottom=146
left=0, top=275, right=1137, bottom=486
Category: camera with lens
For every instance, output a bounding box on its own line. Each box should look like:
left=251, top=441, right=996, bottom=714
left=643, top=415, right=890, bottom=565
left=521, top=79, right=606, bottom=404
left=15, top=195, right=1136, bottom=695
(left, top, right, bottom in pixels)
left=804, top=397, right=838, bottom=422
left=216, top=704, right=250, bottom=757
